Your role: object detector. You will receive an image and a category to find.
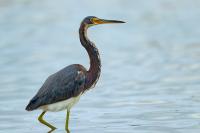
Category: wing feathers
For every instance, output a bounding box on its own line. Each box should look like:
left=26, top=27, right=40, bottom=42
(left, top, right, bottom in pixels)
left=26, top=65, right=86, bottom=111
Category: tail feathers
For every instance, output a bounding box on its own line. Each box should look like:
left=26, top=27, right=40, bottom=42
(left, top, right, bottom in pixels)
left=25, top=97, right=40, bottom=111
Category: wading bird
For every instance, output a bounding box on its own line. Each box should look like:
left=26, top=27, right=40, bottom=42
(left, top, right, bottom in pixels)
left=26, top=16, right=124, bottom=132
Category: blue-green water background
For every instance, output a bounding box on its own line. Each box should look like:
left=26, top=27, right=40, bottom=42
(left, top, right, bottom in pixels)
left=1, top=0, right=200, bottom=133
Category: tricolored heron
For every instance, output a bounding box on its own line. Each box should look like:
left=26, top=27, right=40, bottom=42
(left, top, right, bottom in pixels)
left=26, top=16, right=125, bottom=132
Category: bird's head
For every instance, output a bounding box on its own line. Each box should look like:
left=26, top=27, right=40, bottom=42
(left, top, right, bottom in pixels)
left=82, top=16, right=125, bottom=27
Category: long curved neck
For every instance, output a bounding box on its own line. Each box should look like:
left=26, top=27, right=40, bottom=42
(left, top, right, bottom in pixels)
left=79, top=23, right=101, bottom=88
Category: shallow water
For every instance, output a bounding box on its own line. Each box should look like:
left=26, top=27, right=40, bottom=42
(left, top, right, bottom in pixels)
left=1, top=0, right=200, bottom=133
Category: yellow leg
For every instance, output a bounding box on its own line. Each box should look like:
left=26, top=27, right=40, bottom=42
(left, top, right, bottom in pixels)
left=38, top=111, right=56, bottom=132
left=65, top=110, right=70, bottom=133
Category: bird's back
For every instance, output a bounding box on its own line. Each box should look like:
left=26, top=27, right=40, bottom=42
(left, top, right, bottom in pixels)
left=26, top=64, right=87, bottom=111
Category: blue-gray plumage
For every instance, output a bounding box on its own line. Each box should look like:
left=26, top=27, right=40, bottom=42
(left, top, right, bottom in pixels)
left=25, top=16, right=125, bottom=132
left=26, top=64, right=86, bottom=111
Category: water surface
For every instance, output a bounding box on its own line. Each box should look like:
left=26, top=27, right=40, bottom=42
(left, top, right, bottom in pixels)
left=1, top=0, right=200, bottom=133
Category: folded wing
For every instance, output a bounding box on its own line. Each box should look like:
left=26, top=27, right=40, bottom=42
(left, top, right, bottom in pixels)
left=26, top=65, right=86, bottom=111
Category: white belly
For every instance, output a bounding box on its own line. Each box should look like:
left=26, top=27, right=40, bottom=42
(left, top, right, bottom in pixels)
left=39, top=94, right=82, bottom=112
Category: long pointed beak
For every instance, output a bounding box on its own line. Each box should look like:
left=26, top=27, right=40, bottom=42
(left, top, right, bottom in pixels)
left=99, top=19, right=125, bottom=24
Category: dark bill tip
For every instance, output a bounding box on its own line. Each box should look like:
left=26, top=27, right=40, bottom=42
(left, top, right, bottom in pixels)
left=101, top=19, right=126, bottom=24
